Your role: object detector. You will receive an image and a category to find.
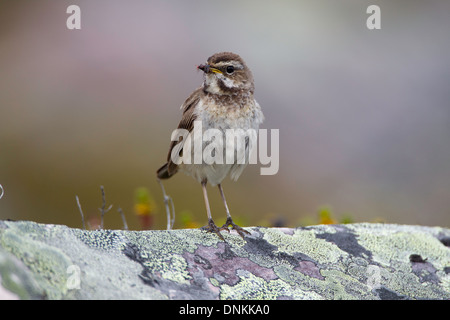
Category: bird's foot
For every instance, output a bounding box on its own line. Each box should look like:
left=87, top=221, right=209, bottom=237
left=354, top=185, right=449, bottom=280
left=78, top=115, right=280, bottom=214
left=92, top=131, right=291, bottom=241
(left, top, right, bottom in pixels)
left=201, top=219, right=225, bottom=241
left=220, top=217, right=250, bottom=239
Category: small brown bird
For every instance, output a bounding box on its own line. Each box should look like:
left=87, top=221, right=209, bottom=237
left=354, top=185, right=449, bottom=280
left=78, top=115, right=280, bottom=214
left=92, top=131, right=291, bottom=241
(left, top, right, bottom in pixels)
left=157, top=52, right=264, bottom=239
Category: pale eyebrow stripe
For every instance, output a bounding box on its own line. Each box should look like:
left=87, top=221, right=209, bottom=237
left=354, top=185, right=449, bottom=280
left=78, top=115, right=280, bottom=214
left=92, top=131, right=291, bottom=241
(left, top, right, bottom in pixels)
left=213, top=61, right=244, bottom=69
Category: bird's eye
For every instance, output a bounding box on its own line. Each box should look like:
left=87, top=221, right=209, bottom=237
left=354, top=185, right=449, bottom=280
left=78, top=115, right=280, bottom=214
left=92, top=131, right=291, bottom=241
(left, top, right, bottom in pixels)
left=226, top=66, right=234, bottom=74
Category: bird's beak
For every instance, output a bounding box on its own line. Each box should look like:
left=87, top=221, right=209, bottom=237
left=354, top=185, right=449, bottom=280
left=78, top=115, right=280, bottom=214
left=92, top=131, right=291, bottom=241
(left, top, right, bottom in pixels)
left=197, top=64, right=222, bottom=74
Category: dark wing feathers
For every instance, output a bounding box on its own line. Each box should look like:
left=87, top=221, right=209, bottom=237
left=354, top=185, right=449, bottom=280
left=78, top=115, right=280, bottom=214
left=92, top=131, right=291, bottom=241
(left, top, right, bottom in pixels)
left=156, top=88, right=203, bottom=179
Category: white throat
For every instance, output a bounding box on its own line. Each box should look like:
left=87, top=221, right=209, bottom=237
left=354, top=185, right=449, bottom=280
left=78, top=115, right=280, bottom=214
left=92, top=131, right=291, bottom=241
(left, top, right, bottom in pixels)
left=204, top=73, right=238, bottom=94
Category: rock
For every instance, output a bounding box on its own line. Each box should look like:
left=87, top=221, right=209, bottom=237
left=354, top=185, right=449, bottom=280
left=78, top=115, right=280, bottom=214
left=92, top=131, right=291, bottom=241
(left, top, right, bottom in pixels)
left=0, top=220, right=449, bottom=300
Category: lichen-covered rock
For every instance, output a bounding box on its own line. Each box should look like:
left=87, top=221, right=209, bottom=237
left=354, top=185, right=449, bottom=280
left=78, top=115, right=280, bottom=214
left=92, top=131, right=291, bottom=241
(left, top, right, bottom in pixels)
left=0, top=220, right=449, bottom=299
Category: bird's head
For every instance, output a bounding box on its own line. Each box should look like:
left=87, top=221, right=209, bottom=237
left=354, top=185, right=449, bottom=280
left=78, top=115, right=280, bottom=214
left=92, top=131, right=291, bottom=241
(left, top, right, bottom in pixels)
left=198, top=52, right=254, bottom=95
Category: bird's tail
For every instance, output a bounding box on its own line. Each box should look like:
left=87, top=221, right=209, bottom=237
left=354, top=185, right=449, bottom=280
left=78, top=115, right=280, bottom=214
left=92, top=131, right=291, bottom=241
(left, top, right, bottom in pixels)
left=156, top=163, right=171, bottom=179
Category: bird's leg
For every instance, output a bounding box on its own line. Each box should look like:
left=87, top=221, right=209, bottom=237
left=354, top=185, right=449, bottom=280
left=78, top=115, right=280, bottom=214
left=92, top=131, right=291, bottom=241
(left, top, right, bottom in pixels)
left=218, top=184, right=250, bottom=238
left=200, top=180, right=224, bottom=240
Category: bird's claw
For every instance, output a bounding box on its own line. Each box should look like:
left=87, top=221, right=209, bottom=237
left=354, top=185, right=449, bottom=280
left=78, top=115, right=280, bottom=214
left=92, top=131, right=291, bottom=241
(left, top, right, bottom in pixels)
left=220, top=217, right=250, bottom=239
left=201, top=219, right=225, bottom=241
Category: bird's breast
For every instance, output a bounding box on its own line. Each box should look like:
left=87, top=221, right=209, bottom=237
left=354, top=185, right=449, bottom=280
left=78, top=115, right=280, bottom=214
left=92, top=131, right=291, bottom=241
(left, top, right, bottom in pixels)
left=196, top=95, right=264, bottom=131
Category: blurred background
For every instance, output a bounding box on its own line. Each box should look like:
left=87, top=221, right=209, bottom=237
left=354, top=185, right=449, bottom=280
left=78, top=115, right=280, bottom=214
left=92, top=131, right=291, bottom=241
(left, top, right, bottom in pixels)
left=0, top=0, right=449, bottom=230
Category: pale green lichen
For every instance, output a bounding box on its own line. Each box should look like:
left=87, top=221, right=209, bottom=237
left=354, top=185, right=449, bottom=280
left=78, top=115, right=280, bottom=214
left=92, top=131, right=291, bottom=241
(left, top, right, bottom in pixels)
left=261, top=227, right=346, bottom=265
left=158, top=254, right=191, bottom=285
left=352, top=224, right=449, bottom=267
left=271, top=257, right=377, bottom=300
left=273, top=264, right=310, bottom=286
left=1, top=221, right=449, bottom=299
left=0, top=248, right=44, bottom=299
left=346, top=223, right=450, bottom=299
left=219, top=270, right=322, bottom=300
left=121, top=229, right=222, bottom=256
left=0, top=227, right=73, bottom=299
left=209, top=277, right=220, bottom=287
left=441, top=274, right=450, bottom=293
